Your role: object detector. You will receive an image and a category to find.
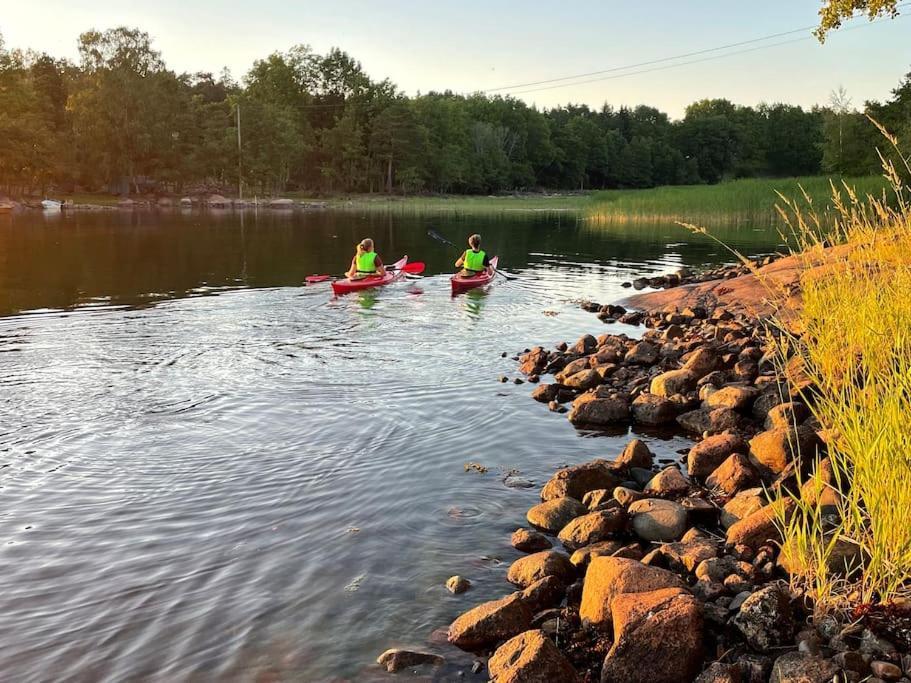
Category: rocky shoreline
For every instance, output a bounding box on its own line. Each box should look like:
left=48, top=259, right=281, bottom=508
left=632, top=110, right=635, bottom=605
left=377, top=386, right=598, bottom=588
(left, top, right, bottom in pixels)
left=378, top=260, right=911, bottom=682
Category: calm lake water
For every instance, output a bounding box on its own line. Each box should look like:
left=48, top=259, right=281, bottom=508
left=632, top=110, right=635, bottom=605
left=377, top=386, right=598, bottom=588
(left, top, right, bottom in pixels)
left=0, top=209, right=784, bottom=682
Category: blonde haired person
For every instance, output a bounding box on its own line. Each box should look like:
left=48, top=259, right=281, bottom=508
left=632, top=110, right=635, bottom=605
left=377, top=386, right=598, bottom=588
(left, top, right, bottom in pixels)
left=454, top=233, right=492, bottom=277
left=346, top=238, right=386, bottom=280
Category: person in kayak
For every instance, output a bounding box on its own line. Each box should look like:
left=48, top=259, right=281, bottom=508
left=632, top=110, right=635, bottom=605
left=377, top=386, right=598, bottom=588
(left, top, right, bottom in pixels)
left=455, top=234, right=492, bottom=277
left=347, top=238, right=386, bottom=280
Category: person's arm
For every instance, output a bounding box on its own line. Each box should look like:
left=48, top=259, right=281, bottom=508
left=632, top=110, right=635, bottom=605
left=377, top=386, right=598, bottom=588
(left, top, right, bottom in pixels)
left=483, top=253, right=493, bottom=274
left=455, top=250, right=465, bottom=268
left=346, top=256, right=357, bottom=278
left=375, top=256, right=386, bottom=276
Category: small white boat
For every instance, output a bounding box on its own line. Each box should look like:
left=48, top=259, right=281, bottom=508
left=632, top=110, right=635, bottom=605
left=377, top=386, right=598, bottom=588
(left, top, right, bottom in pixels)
left=42, top=199, right=63, bottom=211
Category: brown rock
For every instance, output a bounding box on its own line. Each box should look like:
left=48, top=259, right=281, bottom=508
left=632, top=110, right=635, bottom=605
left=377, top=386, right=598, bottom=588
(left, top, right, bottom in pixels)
left=579, top=556, right=687, bottom=627
left=625, top=341, right=660, bottom=365
left=507, top=550, right=575, bottom=588
left=870, top=661, right=902, bottom=681
left=511, top=528, right=553, bottom=553
left=377, top=648, right=444, bottom=672
left=447, top=575, right=471, bottom=594
left=733, top=584, right=795, bottom=651
left=695, top=661, right=742, bottom=683
left=532, top=384, right=560, bottom=403
left=541, top=461, right=621, bottom=502
left=726, top=499, right=795, bottom=548
left=651, top=369, right=698, bottom=397
left=562, top=369, right=602, bottom=391
left=768, top=652, right=838, bottom=683
left=721, top=488, right=766, bottom=529
left=448, top=593, right=533, bottom=649
left=615, top=438, right=654, bottom=470
left=613, top=486, right=646, bottom=507
left=488, top=629, right=580, bottom=683
left=527, top=497, right=587, bottom=533
left=555, top=357, right=591, bottom=382
left=569, top=334, right=597, bottom=355
left=653, top=538, right=719, bottom=573
left=688, top=433, right=747, bottom=479
left=748, top=426, right=819, bottom=476
left=705, top=385, right=760, bottom=411
left=568, top=393, right=630, bottom=426
left=644, top=466, right=689, bottom=496
left=569, top=540, right=624, bottom=568
left=601, top=588, right=704, bottom=683
left=706, top=453, right=760, bottom=494
left=582, top=488, right=613, bottom=510
left=683, top=347, right=721, bottom=376
left=764, top=402, right=810, bottom=430
left=519, top=347, right=549, bottom=375
left=628, top=498, right=688, bottom=542
left=558, top=509, right=627, bottom=551
left=519, top=575, right=566, bottom=612
left=677, top=407, right=741, bottom=435
left=631, top=392, right=680, bottom=426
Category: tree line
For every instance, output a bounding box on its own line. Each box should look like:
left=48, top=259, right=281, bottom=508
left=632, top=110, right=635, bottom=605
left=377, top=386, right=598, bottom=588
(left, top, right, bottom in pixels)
left=1, top=27, right=909, bottom=197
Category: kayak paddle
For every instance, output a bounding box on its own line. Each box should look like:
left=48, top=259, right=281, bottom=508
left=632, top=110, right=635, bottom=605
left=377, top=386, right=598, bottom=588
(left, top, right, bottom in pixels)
left=306, top=261, right=425, bottom=284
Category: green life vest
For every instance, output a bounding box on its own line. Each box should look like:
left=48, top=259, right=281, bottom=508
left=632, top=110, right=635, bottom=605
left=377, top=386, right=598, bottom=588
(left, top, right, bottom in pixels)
left=356, top=251, right=378, bottom=274
left=463, top=249, right=486, bottom=273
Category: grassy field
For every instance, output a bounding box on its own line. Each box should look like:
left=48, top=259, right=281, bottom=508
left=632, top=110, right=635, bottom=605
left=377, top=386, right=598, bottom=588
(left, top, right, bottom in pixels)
left=588, top=175, right=890, bottom=223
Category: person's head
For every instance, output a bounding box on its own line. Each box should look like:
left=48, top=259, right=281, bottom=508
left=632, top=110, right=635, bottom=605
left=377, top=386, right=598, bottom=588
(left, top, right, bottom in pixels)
left=357, top=238, right=374, bottom=254
left=468, top=234, right=481, bottom=250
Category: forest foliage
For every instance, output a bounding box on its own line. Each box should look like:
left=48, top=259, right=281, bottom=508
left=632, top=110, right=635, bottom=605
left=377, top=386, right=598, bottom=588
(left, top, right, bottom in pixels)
left=1, top=27, right=910, bottom=197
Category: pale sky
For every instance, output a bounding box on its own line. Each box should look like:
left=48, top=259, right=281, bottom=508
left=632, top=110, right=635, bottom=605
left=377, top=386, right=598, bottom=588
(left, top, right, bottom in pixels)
left=1, top=0, right=909, bottom=118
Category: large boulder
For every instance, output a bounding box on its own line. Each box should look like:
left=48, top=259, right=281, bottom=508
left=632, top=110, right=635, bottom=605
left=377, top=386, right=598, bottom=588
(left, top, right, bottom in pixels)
left=687, top=434, right=747, bottom=479
left=651, top=538, right=719, bottom=573
left=555, top=357, right=591, bottom=382
left=748, top=426, right=819, bottom=476
left=542, top=461, right=621, bottom=501
left=558, top=509, right=627, bottom=551
left=614, top=438, right=654, bottom=470
left=732, top=584, right=795, bottom=651
left=580, top=556, right=687, bottom=627
left=726, top=499, right=794, bottom=549
left=488, top=630, right=580, bottom=683
left=448, top=594, right=533, bottom=649
left=631, top=393, right=680, bottom=426
left=527, top=497, right=587, bottom=533
left=568, top=393, right=630, bottom=426
left=651, top=369, right=698, bottom=397
left=768, top=652, right=838, bottom=683
left=704, top=385, right=760, bottom=411
left=601, top=588, right=704, bottom=683
left=628, top=499, right=688, bottom=542
left=507, top=550, right=575, bottom=588
left=764, top=402, right=810, bottom=430
left=706, top=453, right=759, bottom=495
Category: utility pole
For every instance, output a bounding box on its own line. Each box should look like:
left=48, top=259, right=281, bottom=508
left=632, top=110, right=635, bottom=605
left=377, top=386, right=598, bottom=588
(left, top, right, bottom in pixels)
left=236, top=103, right=243, bottom=201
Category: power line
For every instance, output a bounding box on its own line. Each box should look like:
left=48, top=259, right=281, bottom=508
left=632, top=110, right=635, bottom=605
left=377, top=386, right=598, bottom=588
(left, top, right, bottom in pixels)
left=483, top=4, right=909, bottom=96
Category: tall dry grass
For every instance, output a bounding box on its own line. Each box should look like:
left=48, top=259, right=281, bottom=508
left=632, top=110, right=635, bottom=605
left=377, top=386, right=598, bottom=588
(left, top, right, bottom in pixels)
left=770, top=128, right=911, bottom=613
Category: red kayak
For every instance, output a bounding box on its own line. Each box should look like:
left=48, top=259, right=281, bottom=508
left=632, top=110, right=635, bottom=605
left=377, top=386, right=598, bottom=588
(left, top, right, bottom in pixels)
left=331, top=256, right=408, bottom=295
left=451, top=256, right=498, bottom=294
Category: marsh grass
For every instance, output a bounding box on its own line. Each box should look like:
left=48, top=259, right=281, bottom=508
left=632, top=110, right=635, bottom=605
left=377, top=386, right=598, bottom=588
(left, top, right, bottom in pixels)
left=588, top=175, right=889, bottom=224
